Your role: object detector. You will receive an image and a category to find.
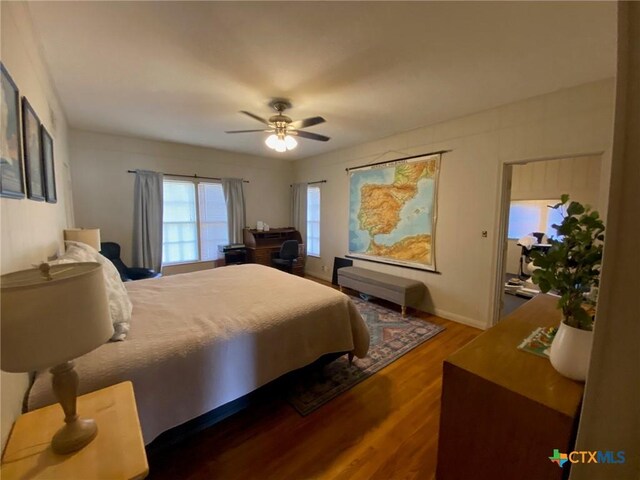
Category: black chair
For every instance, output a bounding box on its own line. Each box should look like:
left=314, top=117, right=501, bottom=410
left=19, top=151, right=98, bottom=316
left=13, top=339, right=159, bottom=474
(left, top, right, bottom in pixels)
left=100, top=242, right=162, bottom=282
left=271, top=240, right=299, bottom=273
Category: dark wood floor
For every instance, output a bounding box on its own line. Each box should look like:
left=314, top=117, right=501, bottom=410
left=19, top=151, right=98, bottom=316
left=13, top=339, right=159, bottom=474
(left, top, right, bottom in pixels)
left=147, top=279, right=481, bottom=480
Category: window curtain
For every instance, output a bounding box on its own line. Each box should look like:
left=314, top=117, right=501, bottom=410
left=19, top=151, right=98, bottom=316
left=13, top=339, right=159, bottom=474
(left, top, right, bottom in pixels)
left=133, top=170, right=163, bottom=272
left=222, top=178, right=246, bottom=244
left=291, top=183, right=308, bottom=253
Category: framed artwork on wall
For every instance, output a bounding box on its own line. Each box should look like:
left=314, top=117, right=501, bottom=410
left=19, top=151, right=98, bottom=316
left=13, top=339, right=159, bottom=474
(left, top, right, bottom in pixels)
left=21, top=97, right=45, bottom=201
left=0, top=63, right=25, bottom=199
left=41, top=126, right=57, bottom=203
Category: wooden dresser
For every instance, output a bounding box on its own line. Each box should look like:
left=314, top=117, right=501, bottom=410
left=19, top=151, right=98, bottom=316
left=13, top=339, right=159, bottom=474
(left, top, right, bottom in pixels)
left=436, top=294, right=584, bottom=480
left=243, top=227, right=305, bottom=276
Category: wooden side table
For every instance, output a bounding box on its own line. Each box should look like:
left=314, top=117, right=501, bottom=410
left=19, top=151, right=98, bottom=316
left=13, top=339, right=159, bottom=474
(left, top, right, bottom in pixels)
left=2, top=381, right=148, bottom=480
left=436, top=295, right=584, bottom=480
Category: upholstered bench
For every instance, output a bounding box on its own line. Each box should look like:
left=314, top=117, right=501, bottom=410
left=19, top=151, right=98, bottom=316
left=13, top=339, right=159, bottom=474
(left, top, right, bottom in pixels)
left=337, top=266, right=426, bottom=317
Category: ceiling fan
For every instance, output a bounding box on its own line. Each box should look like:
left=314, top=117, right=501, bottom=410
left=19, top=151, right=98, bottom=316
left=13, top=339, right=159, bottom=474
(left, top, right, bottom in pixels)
left=225, top=99, right=330, bottom=152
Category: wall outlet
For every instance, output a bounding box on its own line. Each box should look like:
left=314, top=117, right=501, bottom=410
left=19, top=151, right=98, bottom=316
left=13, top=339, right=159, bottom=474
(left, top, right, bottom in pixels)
left=321, top=265, right=329, bottom=272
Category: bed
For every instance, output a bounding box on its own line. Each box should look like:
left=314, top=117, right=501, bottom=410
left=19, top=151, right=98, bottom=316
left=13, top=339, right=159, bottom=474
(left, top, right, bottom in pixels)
left=28, top=264, right=370, bottom=444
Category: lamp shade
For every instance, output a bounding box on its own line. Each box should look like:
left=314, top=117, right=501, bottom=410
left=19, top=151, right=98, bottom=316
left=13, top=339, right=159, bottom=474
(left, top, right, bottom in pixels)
left=1, top=263, right=113, bottom=372
left=284, top=135, right=297, bottom=150
left=64, top=228, right=101, bottom=250
left=265, top=134, right=279, bottom=149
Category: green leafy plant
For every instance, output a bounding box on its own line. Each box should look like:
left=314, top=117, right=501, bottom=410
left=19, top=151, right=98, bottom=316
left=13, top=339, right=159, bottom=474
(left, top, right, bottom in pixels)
left=530, top=195, right=605, bottom=331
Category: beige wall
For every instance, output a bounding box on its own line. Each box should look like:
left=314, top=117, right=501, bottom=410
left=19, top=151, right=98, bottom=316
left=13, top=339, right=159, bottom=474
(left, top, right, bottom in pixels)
left=69, top=130, right=294, bottom=269
left=505, top=155, right=603, bottom=275
left=294, top=79, right=615, bottom=329
left=0, top=3, right=74, bottom=448
left=573, top=3, right=640, bottom=478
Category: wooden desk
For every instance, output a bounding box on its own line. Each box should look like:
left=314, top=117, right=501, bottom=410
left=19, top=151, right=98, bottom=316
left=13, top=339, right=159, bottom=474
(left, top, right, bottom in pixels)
left=2, top=381, right=148, bottom=480
left=436, top=295, right=584, bottom=480
left=243, top=227, right=305, bottom=276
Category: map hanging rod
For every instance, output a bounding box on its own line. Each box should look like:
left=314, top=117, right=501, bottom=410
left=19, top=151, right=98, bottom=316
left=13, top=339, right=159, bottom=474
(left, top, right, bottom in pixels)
left=345, top=149, right=451, bottom=173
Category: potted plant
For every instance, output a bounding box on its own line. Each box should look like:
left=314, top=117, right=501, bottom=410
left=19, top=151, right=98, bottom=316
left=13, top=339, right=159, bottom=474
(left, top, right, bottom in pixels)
left=529, top=194, right=605, bottom=381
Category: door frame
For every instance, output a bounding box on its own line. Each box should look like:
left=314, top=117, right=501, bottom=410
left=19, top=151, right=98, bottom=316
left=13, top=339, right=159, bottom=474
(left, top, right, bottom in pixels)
left=489, top=151, right=605, bottom=327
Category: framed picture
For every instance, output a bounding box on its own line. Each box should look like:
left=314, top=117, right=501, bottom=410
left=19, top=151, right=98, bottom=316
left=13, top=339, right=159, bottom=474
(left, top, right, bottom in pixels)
left=21, top=97, right=45, bottom=201
left=0, top=63, right=25, bottom=199
left=41, top=126, right=57, bottom=203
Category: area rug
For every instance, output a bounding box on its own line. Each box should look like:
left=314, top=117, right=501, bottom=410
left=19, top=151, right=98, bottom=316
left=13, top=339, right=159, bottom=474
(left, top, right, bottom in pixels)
left=286, top=296, right=445, bottom=415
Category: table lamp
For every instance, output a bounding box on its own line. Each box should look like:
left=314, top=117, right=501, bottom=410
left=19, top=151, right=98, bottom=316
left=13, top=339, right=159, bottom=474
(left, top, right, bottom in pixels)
left=1, top=262, right=113, bottom=454
left=63, top=228, right=101, bottom=250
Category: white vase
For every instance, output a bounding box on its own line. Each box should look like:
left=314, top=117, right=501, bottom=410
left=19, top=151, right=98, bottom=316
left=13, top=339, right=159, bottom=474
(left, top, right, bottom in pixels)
left=549, top=320, right=594, bottom=381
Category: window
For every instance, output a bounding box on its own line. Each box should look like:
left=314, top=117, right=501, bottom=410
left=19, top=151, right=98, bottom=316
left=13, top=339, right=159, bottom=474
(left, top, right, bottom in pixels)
left=507, top=199, right=564, bottom=240
left=198, top=183, right=228, bottom=261
left=162, top=179, right=228, bottom=265
left=307, top=185, right=321, bottom=256
left=162, top=181, right=198, bottom=264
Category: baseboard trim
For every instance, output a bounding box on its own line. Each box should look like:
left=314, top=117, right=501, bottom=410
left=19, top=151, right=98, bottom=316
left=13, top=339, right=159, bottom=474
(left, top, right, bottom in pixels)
left=305, top=270, right=332, bottom=283
left=305, top=270, right=488, bottom=330
left=432, top=308, right=487, bottom=330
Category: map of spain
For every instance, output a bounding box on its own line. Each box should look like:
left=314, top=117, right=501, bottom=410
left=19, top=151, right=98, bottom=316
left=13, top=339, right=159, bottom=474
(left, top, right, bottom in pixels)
left=349, top=156, right=439, bottom=269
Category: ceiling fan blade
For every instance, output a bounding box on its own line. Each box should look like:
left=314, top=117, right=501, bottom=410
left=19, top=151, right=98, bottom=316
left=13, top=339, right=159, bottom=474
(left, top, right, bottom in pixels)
left=225, top=129, right=273, bottom=134
left=240, top=111, right=270, bottom=125
left=289, top=116, right=326, bottom=129
left=292, top=130, right=330, bottom=142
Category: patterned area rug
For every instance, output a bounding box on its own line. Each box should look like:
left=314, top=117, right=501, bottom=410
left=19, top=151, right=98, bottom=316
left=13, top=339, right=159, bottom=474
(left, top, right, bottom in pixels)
left=286, top=296, right=445, bottom=415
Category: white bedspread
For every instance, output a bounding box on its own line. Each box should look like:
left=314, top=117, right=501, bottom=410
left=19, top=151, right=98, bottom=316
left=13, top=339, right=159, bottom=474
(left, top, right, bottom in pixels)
left=28, top=264, right=369, bottom=443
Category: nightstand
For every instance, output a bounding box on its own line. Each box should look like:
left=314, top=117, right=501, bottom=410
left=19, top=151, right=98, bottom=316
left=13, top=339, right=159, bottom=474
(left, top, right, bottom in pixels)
left=1, top=381, right=148, bottom=480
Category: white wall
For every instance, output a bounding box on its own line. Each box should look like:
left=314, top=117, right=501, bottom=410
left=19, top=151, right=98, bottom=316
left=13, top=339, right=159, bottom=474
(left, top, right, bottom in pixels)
left=294, top=79, right=615, bottom=329
left=0, top=2, right=74, bottom=448
left=505, top=155, right=603, bottom=275
left=69, top=130, right=294, bottom=269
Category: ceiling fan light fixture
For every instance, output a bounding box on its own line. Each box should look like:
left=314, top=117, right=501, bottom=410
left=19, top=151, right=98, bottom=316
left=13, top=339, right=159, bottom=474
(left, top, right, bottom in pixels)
left=265, top=134, right=279, bottom=149
left=265, top=132, right=296, bottom=153
left=284, top=135, right=297, bottom=150
left=234, top=100, right=329, bottom=152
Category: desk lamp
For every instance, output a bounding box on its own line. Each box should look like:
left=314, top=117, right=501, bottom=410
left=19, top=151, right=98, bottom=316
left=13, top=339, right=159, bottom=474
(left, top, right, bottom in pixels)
left=1, top=262, right=113, bottom=454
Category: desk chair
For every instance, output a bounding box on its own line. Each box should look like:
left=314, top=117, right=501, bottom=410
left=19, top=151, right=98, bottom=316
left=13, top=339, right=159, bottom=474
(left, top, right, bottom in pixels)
left=272, top=240, right=299, bottom=274
left=100, top=242, right=162, bottom=282
left=517, top=232, right=550, bottom=279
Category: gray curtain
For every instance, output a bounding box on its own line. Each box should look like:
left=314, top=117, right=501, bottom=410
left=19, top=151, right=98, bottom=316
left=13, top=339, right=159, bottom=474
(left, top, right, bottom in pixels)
left=133, top=170, right=163, bottom=272
left=291, top=183, right=308, bottom=252
left=222, top=178, right=246, bottom=244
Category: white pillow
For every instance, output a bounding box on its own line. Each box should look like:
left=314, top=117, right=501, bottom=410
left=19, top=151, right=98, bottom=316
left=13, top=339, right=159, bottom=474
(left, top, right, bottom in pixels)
left=54, top=241, right=132, bottom=341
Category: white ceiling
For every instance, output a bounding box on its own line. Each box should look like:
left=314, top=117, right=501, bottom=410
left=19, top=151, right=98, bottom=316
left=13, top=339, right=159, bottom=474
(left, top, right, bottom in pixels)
left=27, top=1, right=617, bottom=160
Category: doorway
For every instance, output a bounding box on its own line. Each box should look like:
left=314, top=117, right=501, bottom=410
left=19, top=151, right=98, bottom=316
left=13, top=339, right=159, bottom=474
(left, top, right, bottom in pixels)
left=493, top=153, right=605, bottom=322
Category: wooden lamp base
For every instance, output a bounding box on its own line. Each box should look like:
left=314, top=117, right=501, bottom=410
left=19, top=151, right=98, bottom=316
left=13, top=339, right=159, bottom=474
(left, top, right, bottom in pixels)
left=51, top=417, right=98, bottom=454
left=49, top=361, right=99, bottom=455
